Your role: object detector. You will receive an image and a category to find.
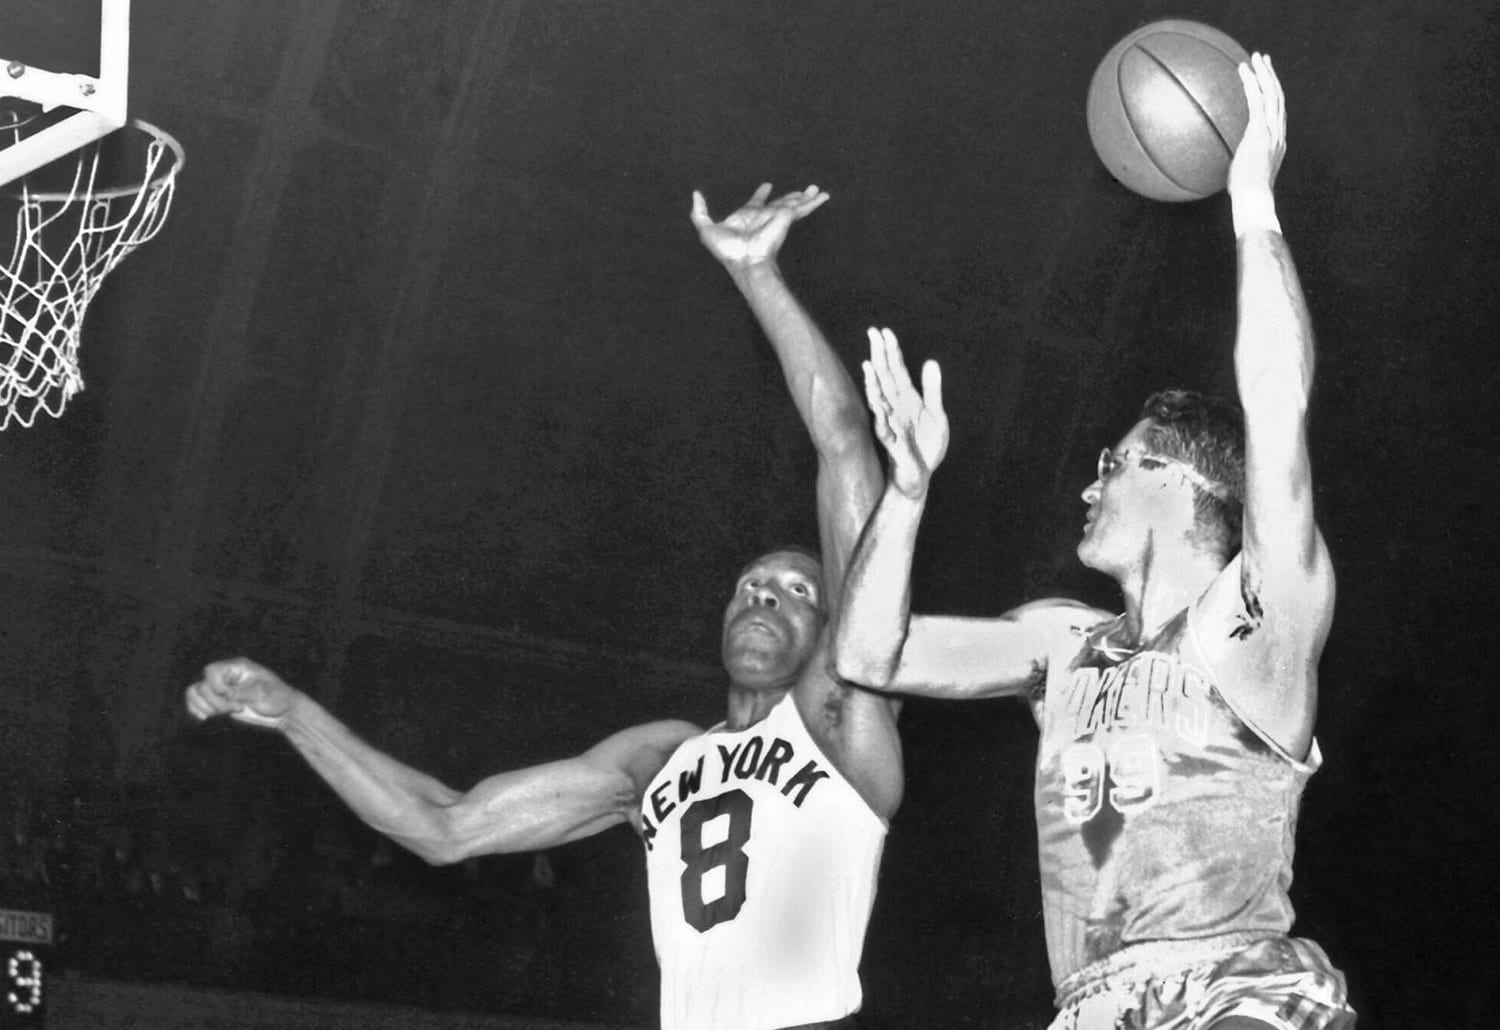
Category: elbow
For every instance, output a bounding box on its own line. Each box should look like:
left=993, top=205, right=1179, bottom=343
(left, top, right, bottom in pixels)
left=385, top=806, right=470, bottom=866
left=1239, top=377, right=1311, bottom=421
left=814, top=396, right=876, bottom=457
left=1236, top=346, right=1315, bottom=413
left=831, top=642, right=897, bottom=692
left=419, top=839, right=468, bottom=867
left=393, top=831, right=464, bottom=867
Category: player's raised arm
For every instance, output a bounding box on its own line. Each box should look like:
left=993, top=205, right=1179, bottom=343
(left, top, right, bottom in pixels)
left=696, top=186, right=904, bottom=819
left=185, top=658, right=698, bottom=862
left=1198, top=53, right=1334, bottom=757
left=833, top=329, right=1094, bottom=700
left=692, top=185, right=882, bottom=600
left=830, top=327, right=945, bottom=688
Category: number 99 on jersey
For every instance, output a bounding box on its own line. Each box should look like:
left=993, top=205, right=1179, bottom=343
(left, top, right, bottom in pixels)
left=0, top=909, right=52, bottom=1029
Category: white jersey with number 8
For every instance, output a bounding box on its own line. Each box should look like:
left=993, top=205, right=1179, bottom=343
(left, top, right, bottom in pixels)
left=640, top=692, right=887, bottom=1030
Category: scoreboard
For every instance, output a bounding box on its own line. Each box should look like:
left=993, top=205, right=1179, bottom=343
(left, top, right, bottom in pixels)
left=0, top=909, right=51, bottom=1029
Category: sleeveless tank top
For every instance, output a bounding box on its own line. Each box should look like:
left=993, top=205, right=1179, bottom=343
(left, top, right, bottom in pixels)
left=640, top=691, right=887, bottom=1030
left=1032, top=607, right=1319, bottom=986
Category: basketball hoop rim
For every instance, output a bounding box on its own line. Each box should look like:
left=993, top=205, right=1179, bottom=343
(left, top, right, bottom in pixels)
left=3, top=118, right=185, bottom=202
left=0, top=105, right=41, bottom=133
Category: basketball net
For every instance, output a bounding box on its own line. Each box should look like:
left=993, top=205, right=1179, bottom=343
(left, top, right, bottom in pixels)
left=1, top=118, right=183, bottom=430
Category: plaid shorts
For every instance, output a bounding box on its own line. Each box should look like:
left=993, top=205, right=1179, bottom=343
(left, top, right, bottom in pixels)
left=1048, top=933, right=1356, bottom=1030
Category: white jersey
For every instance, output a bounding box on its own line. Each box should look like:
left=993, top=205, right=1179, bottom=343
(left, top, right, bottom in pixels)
left=640, top=692, right=887, bottom=1030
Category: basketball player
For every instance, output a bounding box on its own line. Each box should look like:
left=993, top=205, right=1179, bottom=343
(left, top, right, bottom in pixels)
left=185, top=184, right=901, bottom=1030
left=832, top=56, right=1355, bottom=1029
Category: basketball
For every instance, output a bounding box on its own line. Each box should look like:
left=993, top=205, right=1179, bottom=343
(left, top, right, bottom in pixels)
left=1086, top=20, right=1251, bottom=202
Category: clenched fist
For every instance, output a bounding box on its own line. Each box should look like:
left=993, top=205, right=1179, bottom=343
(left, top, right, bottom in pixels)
left=185, top=657, right=300, bottom=730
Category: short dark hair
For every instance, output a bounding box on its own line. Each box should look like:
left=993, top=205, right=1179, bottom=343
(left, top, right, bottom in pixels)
left=1139, top=389, right=1245, bottom=554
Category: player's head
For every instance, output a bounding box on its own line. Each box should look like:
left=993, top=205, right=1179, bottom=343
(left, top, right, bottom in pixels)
left=1078, top=390, right=1244, bottom=572
left=1139, top=389, right=1245, bottom=549
left=720, top=546, right=827, bottom=690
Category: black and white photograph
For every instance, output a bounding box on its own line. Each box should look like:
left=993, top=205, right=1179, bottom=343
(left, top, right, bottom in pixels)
left=0, top=2, right=1494, bottom=1028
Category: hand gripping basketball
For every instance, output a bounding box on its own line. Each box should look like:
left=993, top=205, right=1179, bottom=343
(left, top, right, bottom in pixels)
left=185, top=658, right=298, bottom=729
left=1085, top=20, right=1253, bottom=202
left=1228, top=53, right=1287, bottom=197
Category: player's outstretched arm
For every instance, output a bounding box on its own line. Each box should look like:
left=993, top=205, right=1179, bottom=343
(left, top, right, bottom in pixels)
left=185, top=658, right=698, bottom=862
left=692, top=184, right=882, bottom=603
left=1199, top=53, right=1334, bottom=758
left=830, top=326, right=946, bottom=689
left=834, top=329, right=1099, bottom=700
left=696, top=186, right=904, bottom=818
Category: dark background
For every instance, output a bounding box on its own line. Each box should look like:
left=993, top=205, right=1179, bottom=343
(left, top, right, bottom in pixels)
left=1, top=1, right=1496, bottom=1027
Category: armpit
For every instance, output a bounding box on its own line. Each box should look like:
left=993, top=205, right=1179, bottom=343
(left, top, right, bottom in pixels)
left=1230, top=567, right=1266, bottom=640
left=1024, top=659, right=1047, bottom=704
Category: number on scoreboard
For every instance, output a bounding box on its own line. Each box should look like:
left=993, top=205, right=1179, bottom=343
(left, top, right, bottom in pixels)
left=0, top=909, right=52, bottom=1029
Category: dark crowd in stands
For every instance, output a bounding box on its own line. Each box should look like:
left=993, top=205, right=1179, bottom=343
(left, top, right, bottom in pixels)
left=0, top=727, right=661, bottom=1024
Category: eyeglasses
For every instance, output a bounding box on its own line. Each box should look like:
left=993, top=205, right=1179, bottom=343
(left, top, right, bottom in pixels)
left=1096, top=447, right=1234, bottom=501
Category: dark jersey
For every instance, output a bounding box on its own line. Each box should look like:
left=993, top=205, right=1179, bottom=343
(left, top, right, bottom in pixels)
left=1032, top=607, right=1318, bottom=987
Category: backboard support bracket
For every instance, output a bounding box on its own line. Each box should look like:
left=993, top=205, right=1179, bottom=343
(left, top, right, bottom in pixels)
left=0, top=0, right=130, bottom=187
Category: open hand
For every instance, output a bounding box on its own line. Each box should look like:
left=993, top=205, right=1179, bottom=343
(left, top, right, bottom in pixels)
left=863, top=327, right=948, bottom=499
left=690, top=183, right=829, bottom=268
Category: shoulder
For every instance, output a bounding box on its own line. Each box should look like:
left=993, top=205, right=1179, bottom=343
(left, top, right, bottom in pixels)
left=592, top=719, right=702, bottom=753
left=1188, top=554, right=1330, bottom=759
left=1007, top=597, right=1112, bottom=627
left=588, top=719, right=704, bottom=795
left=627, top=718, right=704, bottom=743
left=994, top=597, right=1113, bottom=653
left=791, top=643, right=903, bottom=820
left=1194, top=549, right=1335, bottom=653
